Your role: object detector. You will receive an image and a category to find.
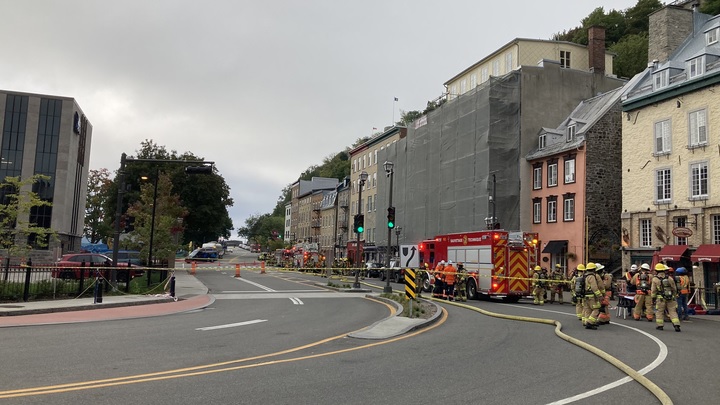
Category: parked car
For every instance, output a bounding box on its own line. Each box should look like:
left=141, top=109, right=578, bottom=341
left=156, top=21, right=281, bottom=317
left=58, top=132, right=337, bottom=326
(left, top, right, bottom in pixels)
left=54, top=253, right=141, bottom=282
left=185, top=247, right=218, bottom=263
left=366, top=262, right=384, bottom=278
left=117, top=250, right=143, bottom=266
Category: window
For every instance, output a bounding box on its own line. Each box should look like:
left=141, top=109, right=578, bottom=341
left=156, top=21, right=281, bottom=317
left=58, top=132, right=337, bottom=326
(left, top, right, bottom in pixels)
left=690, top=161, right=708, bottom=198
left=713, top=215, right=720, bottom=244
left=653, top=70, right=669, bottom=90
left=688, top=56, right=705, bottom=79
left=505, top=52, right=513, bottom=72
left=563, top=196, right=575, bottom=221
left=539, top=134, right=546, bottom=150
left=492, top=60, right=500, bottom=76
left=640, top=219, right=652, bottom=247
left=461, top=79, right=467, bottom=94
left=655, top=168, right=671, bottom=203
left=675, top=216, right=687, bottom=245
left=564, top=159, right=576, bottom=183
left=533, top=166, right=542, bottom=189
left=566, top=124, right=576, bottom=142
left=533, top=199, right=542, bottom=224
left=367, top=196, right=372, bottom=213
left=689, top=109, right=707, bottom=147
left=547, top=162, right=558, bottom=187
left=481, top=68, right=488, bottom=83
left=560, top=51, right=571, bottom=68
left=450, top=85, right=457, bottom=98
left=708, top=28, right=719, bottom=45
left=373, top=194, right=377, bottom=211
left=547, top=199, right=557, bottom=223
left=654, top=119, right=671, bottom=155
left=471, top=74, right=477, bottom=88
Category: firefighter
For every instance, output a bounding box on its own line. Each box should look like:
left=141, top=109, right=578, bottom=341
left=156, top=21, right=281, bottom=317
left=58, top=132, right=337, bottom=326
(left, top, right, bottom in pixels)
left=596, top=263, right=613, bottom=325
left=625, top=264, right=638, bottom=294
left=455, top=263, right=467, bottom=302
left=675, top=267, right=691, bottom=321
left=571, top=264, right=586, bottom=321
left=632, top=263, right=654, bottom=321
left=444, top=260, right=457, bottom=300
left=432, top=260, right=446, bottom=298
left=531, top=265, right=547, bottom=305
left=582, top=262, right=603, bottom=330
left=417, top=263, right=430, bottom=298
left=651, top=264, right=681, bottom=332
left=548, top=264, right=566, bottom=304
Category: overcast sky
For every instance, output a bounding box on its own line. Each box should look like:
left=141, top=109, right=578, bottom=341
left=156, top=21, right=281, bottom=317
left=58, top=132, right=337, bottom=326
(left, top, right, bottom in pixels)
left=1, top=0, right=639, bottom=236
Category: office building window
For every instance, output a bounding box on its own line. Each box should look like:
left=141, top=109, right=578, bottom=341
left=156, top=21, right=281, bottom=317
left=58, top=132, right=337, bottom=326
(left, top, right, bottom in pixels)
left=566, top=124, right=576, bottom=142
left=690, top=161, right=708, bottom=198
left=713, top=215, right=720, bottom=244
left=640, top=219, right=652, bottom=247
left=547, top=196, right=557, bottom=223
left=563, top=197, right=575, bottom=221
left=564, top=158, right=575, bottom=184
left=533, top=166, right=542, bottom=189
left=654, top=119, right=671, bottom=154
left=655, top=168, right=671, bottom=203
left=689, top=109, right=707, bottom=147
left=539, top=134, right=546, bottom=150
left=688, top=56, right=705, bottom=79
left=560, top=50, right=571, bottom=68
left=653, top=70, right=669, bottom=90
left=533, top=198, right=542, bottom=224
left=547, top=161, right=558, bottom=187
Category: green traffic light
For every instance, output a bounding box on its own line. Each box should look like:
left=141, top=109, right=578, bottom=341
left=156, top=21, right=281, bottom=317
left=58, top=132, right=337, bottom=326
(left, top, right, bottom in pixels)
left=388, top=221, right=394, bottom=229
left=357, top=226, right=364, bottom=233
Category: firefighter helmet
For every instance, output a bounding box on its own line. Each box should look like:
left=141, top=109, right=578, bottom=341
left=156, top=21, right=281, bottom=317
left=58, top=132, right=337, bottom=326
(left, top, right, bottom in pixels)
left=640, top=263, right=650, bottom=270
left=654, top=263, right=667, bottom=271
left=630, top=264, right=638, bottom=272
left=576, top=264, right=586, bottom=272
left=676, top=267, right=687, bottom=274
left=586, top=262, right=597, bottom=271
left=534, top=265, right=541, bottom=271
left=595, top=263, right=605, bottom=271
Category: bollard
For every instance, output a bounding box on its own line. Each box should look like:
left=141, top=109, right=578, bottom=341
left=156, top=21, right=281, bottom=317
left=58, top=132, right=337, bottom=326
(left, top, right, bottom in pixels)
left=260, top=261, right=266, bottom=274
left=94, top=271, right=103, bottom=304
left=191, top=261, right=197, bottom=275
left=169, top=276, right=176, bottom=297
left=235, top=264, right=241, bottom=278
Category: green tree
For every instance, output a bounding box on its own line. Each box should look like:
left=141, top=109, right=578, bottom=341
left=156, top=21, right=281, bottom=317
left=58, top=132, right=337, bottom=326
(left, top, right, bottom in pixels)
left=237, top=213, right=284, bottom=251
left=84, top=168, right=113, bottom=243
left=610, top=33, right=649, bottom=79
left=126, top=172, right=188, bottom=264
left=0, top=175, right=57, bottom=261
left=701, top=0, right=720, bottom=16
left=625, top=0, right=663, bottom=35
left=396, top=110, right=423, bottom=126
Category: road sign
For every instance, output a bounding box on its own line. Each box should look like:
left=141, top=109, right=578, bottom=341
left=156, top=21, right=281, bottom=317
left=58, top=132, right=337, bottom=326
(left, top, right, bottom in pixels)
left=405, top=269, right=416, bottom=300
left=400, top=244, right=419, bottom=268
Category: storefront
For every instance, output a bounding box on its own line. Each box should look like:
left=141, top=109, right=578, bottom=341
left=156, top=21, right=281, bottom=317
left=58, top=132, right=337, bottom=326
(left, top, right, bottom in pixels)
left=691, top=245, right=720, bottom=307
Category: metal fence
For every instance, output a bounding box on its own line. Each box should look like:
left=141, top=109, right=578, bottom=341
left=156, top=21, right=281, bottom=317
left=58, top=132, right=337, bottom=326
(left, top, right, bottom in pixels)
left=0, top=263, right=149, bottom=302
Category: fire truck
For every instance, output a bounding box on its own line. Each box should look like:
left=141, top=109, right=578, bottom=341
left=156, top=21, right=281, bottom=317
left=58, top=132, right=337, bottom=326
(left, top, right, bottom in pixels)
left=417, top=230, right=539, bottom=302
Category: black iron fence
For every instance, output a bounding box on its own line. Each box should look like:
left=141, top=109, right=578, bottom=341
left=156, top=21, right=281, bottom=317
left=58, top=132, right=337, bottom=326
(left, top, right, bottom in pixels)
left=0, top=262, right=156, bottom=302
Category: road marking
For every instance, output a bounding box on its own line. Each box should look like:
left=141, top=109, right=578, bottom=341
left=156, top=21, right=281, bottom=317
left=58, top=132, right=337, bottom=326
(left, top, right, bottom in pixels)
left=195, top=319, right=267, bottom=331
left=289, top=297, right=303, bottom=305
left=237, top=277, right=275, bottom=292
left=506, top=304, right=668, bottom=404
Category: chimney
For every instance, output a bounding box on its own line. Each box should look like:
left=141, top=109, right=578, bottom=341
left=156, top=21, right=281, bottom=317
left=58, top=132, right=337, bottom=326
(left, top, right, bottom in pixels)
left=648, top=5, right=693, bottom=63
left=588, top=26, right=605, bottom=74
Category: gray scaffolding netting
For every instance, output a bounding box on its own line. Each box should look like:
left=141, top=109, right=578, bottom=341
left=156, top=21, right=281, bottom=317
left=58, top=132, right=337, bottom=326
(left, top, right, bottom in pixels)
left=379, top=72, right=521, bottom=246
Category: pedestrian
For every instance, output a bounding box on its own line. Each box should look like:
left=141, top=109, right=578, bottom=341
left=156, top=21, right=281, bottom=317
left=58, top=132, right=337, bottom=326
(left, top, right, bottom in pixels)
left=444, top=260, right=457, bottom=300
left=548, top=264, right=566, bottom=304
left=596, top=263, right=613, bottom=325
left=632, top=263, right=654, bottom=321
left=651, top=264, right=681, bottom=332
left=531, top=265, right=547, bottom=305
left=570, top=264, right=586, bottom=321
left=675, top=267, right=691, bottom=321
left=432, top=260, right=446, bottom=298
left=582, top=263, right=603, bottom=330
left=455, top=263, right=467, bottom=302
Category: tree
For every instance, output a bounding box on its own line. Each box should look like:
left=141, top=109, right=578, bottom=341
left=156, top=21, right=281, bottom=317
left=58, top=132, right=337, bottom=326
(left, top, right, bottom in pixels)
left=625, top=0, right=663, bottom=35
left=396, top=110, right=423, bottom=126
left=126, top=172, right=188, bottom=264
left=237, top=213, right=284, bottom=251
left=701, top=0, right=720, bottom=16
left=84, top=168, right=113, bottom=243
left=610, top=33, right=649, bottom=79
left=0, top=175, right=57, bottom=261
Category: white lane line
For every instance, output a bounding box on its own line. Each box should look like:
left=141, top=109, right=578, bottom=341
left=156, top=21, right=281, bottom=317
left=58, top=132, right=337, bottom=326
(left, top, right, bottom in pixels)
left=236, top=277, right=276, bottom=292
left=221, top=290, right=323, bottom=294
left=505, top=305, right=668, bottom=405
left=289, top=297, right=304, bottom=305
left=196, top=319, right=267, bottom=331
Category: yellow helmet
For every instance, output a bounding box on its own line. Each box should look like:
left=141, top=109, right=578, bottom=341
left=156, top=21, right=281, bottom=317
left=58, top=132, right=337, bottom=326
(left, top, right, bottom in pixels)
left=576, top=264, right=586, bottom=271
left=586, top=263, right=597, bottom=271
left=655, top=263, right=667, bottom=271
left=534, top=265, right=541, bottom=271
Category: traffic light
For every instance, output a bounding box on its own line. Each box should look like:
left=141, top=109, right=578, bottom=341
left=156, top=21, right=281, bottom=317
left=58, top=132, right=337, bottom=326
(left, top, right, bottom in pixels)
left=387, top=207, right=395, bottom=229
left=353, top=214, right=364, bottom=233
left=185, top=165, right=213, bottom=174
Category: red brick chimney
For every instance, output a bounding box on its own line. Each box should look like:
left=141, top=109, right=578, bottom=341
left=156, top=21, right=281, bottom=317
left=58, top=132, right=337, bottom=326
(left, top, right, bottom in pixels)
left=588, top=26, right=606, bottom=74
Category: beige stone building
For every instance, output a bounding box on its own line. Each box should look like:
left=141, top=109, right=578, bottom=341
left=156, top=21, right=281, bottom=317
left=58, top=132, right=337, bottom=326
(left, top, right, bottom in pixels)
left=622, top=5, right=720, bottom=303
left=444, top=28, right=615, bottom=100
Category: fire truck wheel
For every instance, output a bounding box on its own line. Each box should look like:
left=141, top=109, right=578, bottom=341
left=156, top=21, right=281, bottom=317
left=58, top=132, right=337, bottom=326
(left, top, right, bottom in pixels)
left=394, top=272, right=402, bottom=283
left=422, top=275, right=432, bottom=292
left=467, top=280, right=478, bottom=300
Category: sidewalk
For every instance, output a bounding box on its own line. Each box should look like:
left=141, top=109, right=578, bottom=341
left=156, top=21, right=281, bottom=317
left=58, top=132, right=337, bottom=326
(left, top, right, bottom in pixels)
left=0, top=270, right=214, bottom=327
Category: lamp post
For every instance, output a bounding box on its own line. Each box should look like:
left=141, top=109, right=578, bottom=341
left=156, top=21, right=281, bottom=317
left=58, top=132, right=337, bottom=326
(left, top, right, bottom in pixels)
left=354, top=171, right=368, bottom=289
left=485, top=172, right=497, bottom=230
left=383, top=161, right=395, bottom=293
left=395, top=226, right=402, bottom=256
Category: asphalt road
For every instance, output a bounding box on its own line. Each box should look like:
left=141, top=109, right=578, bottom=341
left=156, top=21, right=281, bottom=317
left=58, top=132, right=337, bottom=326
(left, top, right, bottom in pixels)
left=1, top=248, right=718, bottom=404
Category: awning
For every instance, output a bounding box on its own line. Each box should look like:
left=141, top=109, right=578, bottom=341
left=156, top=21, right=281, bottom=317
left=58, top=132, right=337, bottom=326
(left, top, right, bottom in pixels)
left=542, top=240, right=567, bottom=254
left=691, top=244, right=720, bottom=263
left=657, top=245, right=689, bottom=262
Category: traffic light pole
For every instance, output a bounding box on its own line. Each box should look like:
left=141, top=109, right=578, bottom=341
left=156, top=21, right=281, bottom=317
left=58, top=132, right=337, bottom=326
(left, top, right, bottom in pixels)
left=384, top=164, right=394, bottom=293
left=353, top=172, right=367, bottom=289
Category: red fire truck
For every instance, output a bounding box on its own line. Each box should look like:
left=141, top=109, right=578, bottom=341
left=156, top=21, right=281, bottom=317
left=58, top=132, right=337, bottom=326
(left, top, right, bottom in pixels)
left=418, top=230, right=539, bottom=302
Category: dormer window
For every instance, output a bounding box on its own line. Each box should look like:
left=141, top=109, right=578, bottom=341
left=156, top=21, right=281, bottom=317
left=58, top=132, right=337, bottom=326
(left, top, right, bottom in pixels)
left=707, top=28, right=719, bottom=45
left=688, top=56, right=705, bottom=79
left=566, top=124, right=576, bottom=142
left=539, top=134, right=546, bottom=150
left=653, top=70, right=669, bottom=90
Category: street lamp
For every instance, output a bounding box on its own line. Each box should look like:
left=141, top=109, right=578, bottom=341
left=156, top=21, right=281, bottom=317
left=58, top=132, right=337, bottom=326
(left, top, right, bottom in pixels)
left=354, top=171, right=368, bottom=289
left=384, top=160, right=394, bottom=293
left=395, top=226, right=402, bottom=256
left=486, top=173, right=497, bottom=230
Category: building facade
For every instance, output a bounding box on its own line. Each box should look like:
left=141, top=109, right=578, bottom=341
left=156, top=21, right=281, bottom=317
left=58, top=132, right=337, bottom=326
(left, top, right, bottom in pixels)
left=622, top=5, right=720, bottom=303
left=0, top=90, right=92, bottom=262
